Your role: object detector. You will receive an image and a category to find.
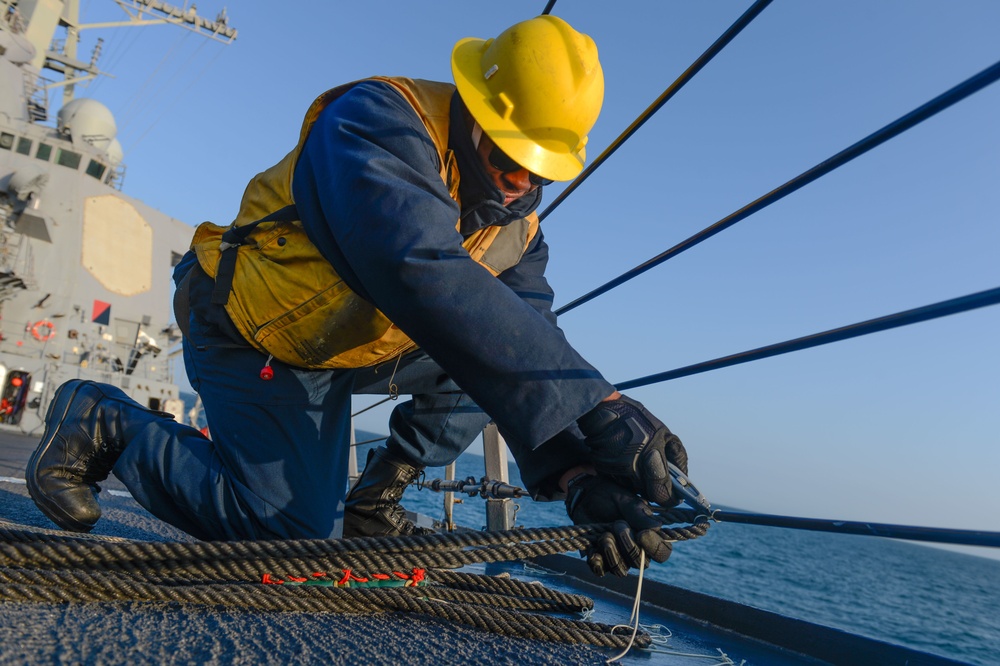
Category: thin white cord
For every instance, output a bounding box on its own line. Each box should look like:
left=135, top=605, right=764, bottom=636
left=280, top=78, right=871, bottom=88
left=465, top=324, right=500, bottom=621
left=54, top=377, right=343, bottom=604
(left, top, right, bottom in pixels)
left=521, top=561, right=567, bottom=577
left=598, top=554, right=744, bottom=665
left=640, top=622, right=673, bottom=647
left=605, top=550, right=645, bottom=664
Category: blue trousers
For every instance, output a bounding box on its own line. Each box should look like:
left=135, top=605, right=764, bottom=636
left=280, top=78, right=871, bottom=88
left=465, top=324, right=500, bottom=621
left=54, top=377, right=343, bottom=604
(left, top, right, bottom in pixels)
left=113, top=300, right=491, bottom=541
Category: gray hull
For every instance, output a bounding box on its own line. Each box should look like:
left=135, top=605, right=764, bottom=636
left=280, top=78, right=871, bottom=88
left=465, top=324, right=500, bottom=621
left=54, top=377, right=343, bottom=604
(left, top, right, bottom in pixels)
left=0, top=0, right=221, bottom=432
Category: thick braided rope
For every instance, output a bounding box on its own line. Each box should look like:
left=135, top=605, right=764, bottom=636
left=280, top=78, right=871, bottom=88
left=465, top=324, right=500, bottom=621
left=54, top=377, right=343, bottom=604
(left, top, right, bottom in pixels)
left=350, top=588, right=650, bottom=648
left=0, top=567, right=590, bottom=615
left=0, top=537, right=593, bottom=578
left=0, top=524, right=708, bottom=579
left=431, top=570, right=594, bottom=611
left=419, top=586, right=589, bottom=613
left=0, top=522, right=708, bottom=649
left=0, top=566, right=642, bottom=648
left=0, top=525, right=600, bottom=564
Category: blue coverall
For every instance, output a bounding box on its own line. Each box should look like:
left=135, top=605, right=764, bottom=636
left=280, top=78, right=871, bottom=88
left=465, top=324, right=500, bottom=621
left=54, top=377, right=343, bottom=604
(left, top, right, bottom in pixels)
left=113, top=81, right=615, bottom=541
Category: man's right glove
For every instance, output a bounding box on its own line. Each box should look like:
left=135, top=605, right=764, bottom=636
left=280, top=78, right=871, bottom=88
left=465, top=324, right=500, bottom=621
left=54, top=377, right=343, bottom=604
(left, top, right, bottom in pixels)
left=565, top=473, right=673, bottom=577
left=578, top=394, right=688, bottom=507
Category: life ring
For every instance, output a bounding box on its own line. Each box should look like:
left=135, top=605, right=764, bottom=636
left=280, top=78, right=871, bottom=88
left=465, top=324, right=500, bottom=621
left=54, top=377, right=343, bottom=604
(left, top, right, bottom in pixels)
left=30, top=320, right=56, bottom=342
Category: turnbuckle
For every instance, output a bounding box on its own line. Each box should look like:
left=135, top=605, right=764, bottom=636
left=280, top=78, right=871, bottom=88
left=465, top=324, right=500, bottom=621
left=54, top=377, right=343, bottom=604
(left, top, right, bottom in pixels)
left=424, top=476, right=525, bottom=499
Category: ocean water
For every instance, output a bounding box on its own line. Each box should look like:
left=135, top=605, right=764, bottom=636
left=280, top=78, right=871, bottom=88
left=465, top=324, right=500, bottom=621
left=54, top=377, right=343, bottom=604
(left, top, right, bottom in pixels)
left=398, top=448, right=1000, bottom=666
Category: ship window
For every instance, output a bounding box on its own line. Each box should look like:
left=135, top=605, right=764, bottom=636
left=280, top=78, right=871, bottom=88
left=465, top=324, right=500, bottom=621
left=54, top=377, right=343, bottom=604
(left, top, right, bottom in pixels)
left=0, top=133, right=13, bottom=150
left=16, top=137, right=32, bottom=155
left=170, top=251, right=184, bottom=267
left=86, top=159, right=107, bottom=180
left=56, top=149, right=82, bottom=170
left=36, top=143, right=52, bottom=161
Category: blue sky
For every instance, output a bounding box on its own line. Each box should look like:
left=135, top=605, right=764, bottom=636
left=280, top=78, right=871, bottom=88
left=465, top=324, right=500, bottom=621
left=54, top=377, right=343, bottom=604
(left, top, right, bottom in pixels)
left=70, top=2, right=999, bottom=554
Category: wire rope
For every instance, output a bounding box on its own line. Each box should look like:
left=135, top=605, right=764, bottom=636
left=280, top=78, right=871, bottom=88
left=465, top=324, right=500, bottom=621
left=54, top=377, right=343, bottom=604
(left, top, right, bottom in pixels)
left=539, top=0, right=773, bottom=223
left=125, top=34, right=210, bottom=130
left=127, top=40, right=224, bottom=152
left=555, top=58, right=1000, bottom=316
left=88, top=24, right=145, bottom=97
left=616, top=285, right=1000, bottom=390
left=118, top=29, right=190, bottom=132
left=666, top=508, right=1000, bottom=549
left=352, top=396, right=393, bottom=418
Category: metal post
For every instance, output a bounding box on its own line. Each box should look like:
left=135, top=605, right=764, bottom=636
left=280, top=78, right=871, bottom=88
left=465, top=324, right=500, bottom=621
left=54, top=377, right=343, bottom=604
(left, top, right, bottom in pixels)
left=347, top=419, right=359, bottom=486
left=482, top=423, right=515, bottom=531
left=443, top=461, right=456, bottom=532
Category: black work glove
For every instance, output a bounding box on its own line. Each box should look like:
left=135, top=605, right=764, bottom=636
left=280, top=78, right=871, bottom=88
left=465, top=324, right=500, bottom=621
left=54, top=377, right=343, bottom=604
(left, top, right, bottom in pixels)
left=578, top=395, right=688, bottom=507
left=565, top=474, right=673, bottom=577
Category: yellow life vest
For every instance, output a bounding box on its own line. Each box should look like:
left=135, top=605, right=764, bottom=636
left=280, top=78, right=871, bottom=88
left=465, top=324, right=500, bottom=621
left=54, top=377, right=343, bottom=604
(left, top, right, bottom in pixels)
left=190, top=77, right=539, bottom=369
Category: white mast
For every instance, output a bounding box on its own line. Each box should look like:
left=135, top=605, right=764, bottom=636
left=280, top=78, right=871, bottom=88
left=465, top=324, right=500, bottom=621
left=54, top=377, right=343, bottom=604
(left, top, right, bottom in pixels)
left=6, top=0, right=235, bottom=108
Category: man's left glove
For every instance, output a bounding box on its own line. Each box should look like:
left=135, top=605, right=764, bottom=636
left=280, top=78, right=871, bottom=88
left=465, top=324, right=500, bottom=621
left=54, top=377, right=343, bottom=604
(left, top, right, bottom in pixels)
left=578, top=394, right=688, bottom=507
left=565, top=473, right=673, bottom=577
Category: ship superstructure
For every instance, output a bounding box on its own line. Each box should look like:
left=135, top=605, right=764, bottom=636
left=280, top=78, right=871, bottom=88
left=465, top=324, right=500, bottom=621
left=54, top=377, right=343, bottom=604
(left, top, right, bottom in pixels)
left=0, top=0, right=234, bottom=432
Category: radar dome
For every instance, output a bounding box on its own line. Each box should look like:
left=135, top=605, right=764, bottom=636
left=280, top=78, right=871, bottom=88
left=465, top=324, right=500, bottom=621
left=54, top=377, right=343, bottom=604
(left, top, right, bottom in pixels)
left=57, top=99, right=118, bottom=149
left=106, top=139, right=124, bottom=166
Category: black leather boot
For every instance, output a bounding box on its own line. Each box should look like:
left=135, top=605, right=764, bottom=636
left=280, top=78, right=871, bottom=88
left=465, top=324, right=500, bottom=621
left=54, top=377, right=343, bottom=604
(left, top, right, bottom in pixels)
left=26, top=379, right=174, bottom=532
left=343, top=446, right=434, bottom=538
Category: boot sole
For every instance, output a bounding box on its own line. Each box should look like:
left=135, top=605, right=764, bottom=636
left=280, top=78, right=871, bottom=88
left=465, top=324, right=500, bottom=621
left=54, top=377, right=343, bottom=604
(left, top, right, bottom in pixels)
left=25, top=380, right=98, bottom=532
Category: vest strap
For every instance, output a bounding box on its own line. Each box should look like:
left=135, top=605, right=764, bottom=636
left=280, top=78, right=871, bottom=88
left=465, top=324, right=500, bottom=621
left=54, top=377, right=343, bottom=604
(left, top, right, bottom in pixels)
left=173, top=268, right=194, bottom=340
left=211, top=205, right=299, bottom=305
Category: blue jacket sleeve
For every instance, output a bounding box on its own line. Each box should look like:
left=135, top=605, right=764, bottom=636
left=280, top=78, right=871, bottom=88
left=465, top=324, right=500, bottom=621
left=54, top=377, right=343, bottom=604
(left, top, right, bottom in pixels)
left=291, top=81, right=615, bottom=451
left=497, top=231, right=558, bottom=328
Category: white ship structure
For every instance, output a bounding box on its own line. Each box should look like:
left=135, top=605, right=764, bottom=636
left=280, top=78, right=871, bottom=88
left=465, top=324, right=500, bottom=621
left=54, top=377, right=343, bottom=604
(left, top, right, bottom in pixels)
left=0, top=0, right=235, bottom=432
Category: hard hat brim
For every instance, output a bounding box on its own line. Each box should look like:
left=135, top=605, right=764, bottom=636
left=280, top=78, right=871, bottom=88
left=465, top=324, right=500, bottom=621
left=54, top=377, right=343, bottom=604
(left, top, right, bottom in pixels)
left=451, top=37, right=586, bottom=182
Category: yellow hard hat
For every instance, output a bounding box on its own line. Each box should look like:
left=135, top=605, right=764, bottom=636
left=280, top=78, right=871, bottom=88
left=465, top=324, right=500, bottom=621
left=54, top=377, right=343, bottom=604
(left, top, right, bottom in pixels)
left=451, top=15, right=604, bottom=182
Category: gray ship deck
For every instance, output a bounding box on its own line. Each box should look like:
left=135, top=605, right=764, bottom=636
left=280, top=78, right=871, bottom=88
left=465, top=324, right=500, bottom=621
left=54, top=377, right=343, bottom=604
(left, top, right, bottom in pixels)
left=0, top=430, right=959, bottom=665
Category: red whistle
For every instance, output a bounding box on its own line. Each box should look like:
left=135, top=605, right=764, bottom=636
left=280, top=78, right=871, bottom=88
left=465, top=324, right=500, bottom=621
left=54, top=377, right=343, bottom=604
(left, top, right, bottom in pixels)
left=260, top=354, right=275, bottom=380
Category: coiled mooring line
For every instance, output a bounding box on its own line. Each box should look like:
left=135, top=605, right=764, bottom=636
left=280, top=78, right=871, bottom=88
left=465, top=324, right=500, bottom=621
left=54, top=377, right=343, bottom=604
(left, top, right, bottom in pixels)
left=0, top=521, right=709, bottom=650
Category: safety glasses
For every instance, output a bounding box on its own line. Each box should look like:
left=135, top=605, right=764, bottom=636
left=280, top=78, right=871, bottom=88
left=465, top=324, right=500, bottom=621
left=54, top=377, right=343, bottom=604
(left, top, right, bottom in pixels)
left=487, top=145, right=553, bottom=187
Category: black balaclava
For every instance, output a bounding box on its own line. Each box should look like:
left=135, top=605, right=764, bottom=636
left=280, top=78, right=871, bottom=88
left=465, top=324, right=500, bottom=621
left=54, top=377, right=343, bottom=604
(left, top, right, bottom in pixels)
left=448, top=92, right=541, bottom=238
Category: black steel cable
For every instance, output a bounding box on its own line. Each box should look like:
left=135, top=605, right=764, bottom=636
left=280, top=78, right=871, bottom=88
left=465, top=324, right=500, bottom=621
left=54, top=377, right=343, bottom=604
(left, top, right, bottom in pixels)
left=668, top=508, right=1000, bottom=549
left=616, top=285, right=1000, bottom=390
left=539, top=0, right=773, bottom=222
left=350, top=396, right=393, bottom=418
left=555, top=58, right=1000, bottom=315
left=351, top=436, right=387, bottom=447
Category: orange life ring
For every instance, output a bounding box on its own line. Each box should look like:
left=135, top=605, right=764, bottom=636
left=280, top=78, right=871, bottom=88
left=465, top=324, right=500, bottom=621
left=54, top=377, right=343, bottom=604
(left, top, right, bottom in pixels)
left=30, top=320, right=56, bottom=342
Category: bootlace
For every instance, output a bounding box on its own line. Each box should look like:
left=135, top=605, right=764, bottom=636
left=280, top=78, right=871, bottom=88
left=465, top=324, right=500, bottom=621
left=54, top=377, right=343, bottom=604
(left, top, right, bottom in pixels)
left=79, top=435, right=124, bottom=485
left=386, top=464, right=422, bottom=503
